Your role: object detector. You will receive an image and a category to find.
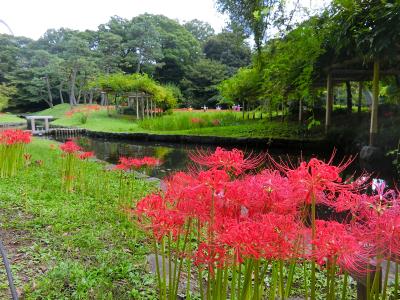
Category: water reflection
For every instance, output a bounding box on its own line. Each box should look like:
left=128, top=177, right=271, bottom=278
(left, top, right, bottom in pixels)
left=51, top=136, right=327, bottom=178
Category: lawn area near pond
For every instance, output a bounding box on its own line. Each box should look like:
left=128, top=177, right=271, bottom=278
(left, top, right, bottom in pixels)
left=0, top=138, right=158, bottom=299
left=0, top=113, right=24, bottom=124
left=35, top=104, right=321, bottom=140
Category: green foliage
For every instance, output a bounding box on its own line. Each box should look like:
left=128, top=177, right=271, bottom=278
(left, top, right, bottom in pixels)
left=0, top=138, right=157, bottom=298
left=183, top=19, right=215, bottom=43
left=181, top=58, right=229, bottom=108
left=203, top=30, right=251, bottom=75
left=137, top=111, right=238, bottom=131
left=0, top=83, right=16, bottom=110
left=218, top=67, right=261, bottom=106
left=90, top=73, right=177, bottom=108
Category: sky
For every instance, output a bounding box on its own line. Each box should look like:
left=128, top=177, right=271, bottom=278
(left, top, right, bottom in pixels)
left=0, top=0, right=330, bottom=40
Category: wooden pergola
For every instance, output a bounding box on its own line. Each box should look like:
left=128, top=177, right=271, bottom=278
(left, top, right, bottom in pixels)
left=100, top=90, right=159, bottom=120
left=315, top=57, right=400, bottom=146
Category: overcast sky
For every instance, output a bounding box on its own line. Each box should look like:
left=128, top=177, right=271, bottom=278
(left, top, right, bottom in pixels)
left=0, top=0, right=330, bottom=40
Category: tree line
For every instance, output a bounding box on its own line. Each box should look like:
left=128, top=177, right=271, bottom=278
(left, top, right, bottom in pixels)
left=0, top=14, right=251, bottom=111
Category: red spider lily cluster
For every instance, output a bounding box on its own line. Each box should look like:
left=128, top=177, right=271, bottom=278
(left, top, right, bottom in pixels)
left=0, top=129, right=31, bottom=145
left=190, top=117, right=204, bottom=124
left=0, top=129, right=32, bottom=177
left=59, top=140, right=94, bottom=192
left=134, top=147, right=400, bottom=299
left=115, top=156, right=160, bottom=171
left=59, top=140, right=93, bottom=160
left=65, top=105, right=102, bottom=117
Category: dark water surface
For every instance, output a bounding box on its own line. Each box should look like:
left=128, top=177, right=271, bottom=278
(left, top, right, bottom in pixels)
left=49, top=135, right=343, bottom=179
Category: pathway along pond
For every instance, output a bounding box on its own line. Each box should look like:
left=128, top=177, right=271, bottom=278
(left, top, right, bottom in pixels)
left=47, top=134, right=391, bottom=181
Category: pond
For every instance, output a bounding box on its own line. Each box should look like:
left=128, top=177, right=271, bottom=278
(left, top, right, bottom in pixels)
left=49, top=135, right=337, bottom=179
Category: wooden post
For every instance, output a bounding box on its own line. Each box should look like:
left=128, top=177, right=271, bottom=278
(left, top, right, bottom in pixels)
left=100, top=91, right=105, bottom=106
left=136, top=94, right=139, bottom=120
left=299, top=98, right=303, bottom=123
left=44, top=118, right=49, bottom=132
left=150, top=99, right=153, bottom=118
left=325, top=73, right=333, bottom=134
left=141, top=93, right=145, bottom=119
left=146, top=96, right=149, bottom=118
left=370, top=61, right=379, bottom=146
left=358, top=82, right=363, bottom=114
left=31, top=119, right=36, bottom=134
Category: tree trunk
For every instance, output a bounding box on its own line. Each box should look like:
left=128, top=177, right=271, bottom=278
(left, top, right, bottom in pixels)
left=69, top=67, right=78, bottom=106
left=370, top=61, right=379, bottom=146
left=59, top=81, right=64, bottom=104
left=44, top=75, right=53, bottom=108
left=89, top=90, right=93, bottom=104
left=358, top=82, right=363, bottom=114
left=325, top=73, right=334, bottom=134
left=299, top=98, right=303, bottom=123
left=346, top=81, right=352, bottom=114
left=242, top=101, right=245, bottom=119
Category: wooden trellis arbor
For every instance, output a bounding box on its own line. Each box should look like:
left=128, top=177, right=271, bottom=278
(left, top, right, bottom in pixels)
left=315, top=56, right=400, bottom=146
left=126, top=92, right=158, bottom=120
left=100, top=90, right=160, bottom=120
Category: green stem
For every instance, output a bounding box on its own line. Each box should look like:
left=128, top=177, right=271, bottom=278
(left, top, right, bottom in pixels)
left=161, top=237, right=167, bottom=299
left=231, top=260, right=237, bottom=300
left=304, top=261, right=309, bottom=300
left=311, top=196, right=317, bottom=300
left=269, top=261, right=278, bottom=300
left=285, top=261, right=296, bottom=298
left=279, top=260, right=285, bottom=300
left=395, top=262, right=399, bottom=300
left=341, top=272, right=348, bottom=300
left=241, top=259, right=253, bottom=300
left=153, top=238, right=163, bottom=299
left=254, top=259, right=260, bottom=300
left=382, top=259, right=391, bottom=300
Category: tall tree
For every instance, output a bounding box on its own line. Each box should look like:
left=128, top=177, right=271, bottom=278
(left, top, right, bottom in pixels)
left=215, top=0, right=281, bottom=55
left=183, top=19, right=215, bottom=43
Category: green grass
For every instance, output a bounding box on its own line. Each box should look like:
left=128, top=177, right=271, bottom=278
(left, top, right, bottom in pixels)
left=39, top=104, right=317, bottom=140
left=0, top=138, right=157, bottom=299
left=34, top=104, right=74, bottom=119
left=0, top=113, right=24, bottom=124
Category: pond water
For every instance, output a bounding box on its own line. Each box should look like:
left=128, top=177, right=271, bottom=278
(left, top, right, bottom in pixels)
left=50, top=135, right=336, bottom=179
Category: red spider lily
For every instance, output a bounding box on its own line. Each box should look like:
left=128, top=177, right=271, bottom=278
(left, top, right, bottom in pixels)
left=194, top=242, right=228, bottom=273
left=0, top=129, right=31, bottom=145
left=211, top=119, right=220, bottom=126
left=311, top=220, right=367, bottom=274
left=60, top=140, right=82, bottom=153
left=218, top=213, right=301, bottom=262
left=190, top=147, right=265, bottom=176
left=136, top=194, right=185, bottom=240
left=115, top=156, right=161, bottom=171
left=190, top=117, right=204, bottom=124
left=78, top=151, right=94, bottom=160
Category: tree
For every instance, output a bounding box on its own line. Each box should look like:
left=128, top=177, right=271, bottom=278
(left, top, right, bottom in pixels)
left=216, top=0, right=281, bottom=55
left=0, top=83, right=16, bottom=111
left=183, top=19, right=215, bottom=43
left=181, top=58, right=229, bottom=108
left=203, top=30, right=251, bottom=75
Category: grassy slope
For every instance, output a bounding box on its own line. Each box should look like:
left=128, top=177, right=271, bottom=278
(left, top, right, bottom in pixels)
left=0, top=138, right=157, bottom=299
left=0, top=113, right=24, bottom=124
left=38, top=104, right=316, bottom=140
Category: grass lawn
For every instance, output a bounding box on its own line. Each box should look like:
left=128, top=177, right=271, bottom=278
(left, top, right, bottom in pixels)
left=0, top=113, right=24, bottom=124
left=37, top=104, right=320, bottom=140
left=0, top=138, right=157, bottom=299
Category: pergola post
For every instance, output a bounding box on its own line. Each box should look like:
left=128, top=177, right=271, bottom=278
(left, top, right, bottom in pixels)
left=136, top=94, right=139, bottom=119
left=150, top=99, right=153, bottom=118
left=325, top=73, right=334, bottom=134
left=298, top=98, right=303, bottom=123
left=358, top=82, right=363, bottom=114
left=141, top=93, right=145, bottom=119
left=44, top=118, right=49, bottom=132
left=370, top=61, right=379, bottom=146
left=31, top=118, right=36, bottom=134
left=100, top=91, right=106, bottom=106
left=146, top=96, right=149, bottom=118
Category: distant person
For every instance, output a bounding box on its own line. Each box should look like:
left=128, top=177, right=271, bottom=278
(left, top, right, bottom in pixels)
left=202, top=105, right=208, bottom=112
left=216, top=105, right=221, bottom=110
